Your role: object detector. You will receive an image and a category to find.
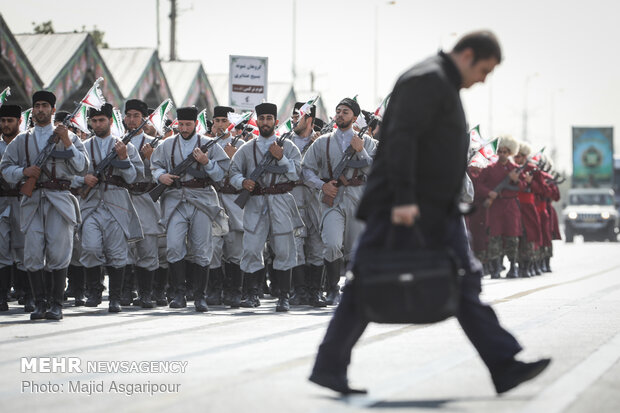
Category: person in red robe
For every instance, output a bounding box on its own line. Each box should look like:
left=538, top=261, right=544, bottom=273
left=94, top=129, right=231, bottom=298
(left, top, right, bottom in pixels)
left=466, top=165, right=490, bottom=274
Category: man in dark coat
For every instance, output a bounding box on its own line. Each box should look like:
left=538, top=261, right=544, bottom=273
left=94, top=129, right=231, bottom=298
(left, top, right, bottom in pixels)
left=309, top=30, right=550, bottom=396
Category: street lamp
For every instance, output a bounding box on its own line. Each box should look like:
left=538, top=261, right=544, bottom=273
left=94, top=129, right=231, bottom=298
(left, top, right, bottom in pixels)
left=522, top=72, right=539, bottom=142
left=373, top=1, right=396, bottom=106
left=550, top=88, right=564, bottom=164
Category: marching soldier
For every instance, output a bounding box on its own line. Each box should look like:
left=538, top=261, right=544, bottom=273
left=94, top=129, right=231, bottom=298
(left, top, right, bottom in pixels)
left=0, top=91, right=89, bottom=320
left=477, top=135, right=524, bottom=278
left=302, top=98, right=377, bottom=305
left=207, top=106, right=245, bottom=308
left=124, top=99, right=166, bottom=308
left=229, top=102, right=303, bottom=312
left=80, top=103, right=144, bottom=313
left=465, top=164, right=490, bottom=274
left=150, top=106, right=229, bottom=312
left=289, top=102, right=326, bottom=307
left=0, top=104, right=27, bottom=312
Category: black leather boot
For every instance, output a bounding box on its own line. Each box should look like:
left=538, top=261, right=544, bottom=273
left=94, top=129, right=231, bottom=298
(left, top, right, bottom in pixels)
left=506, top=260, right=519, bottom=278
left=45, top=269, right=66, bottom=320
left=84, top=266, right=103, bottom=307
left=308, top=265, right=327, bottom=307
left=191, top=263, right=209, bottom=312
left=534, top=259, right=542, bottom=275
left=152, top=267, right=168, bottom=306
left=206, top=266, right=223, bottom=306
left=266, top=263, right=277, bottom=298
left=135, top=267, right=154, bottom=308
left=107, top=266, right=124, bottom=313
left=0, top=266, right=11, bottom=311
left=65, top=266, right=76, bottom=300
left=240, top=270, right=261, bottom=308
left=120, top=265, right=134, bottom=306
left=490, top=258, right=501, bottom=279
left=168, top=261, right=187, bottom=308
left=544, top=257, right=552, bottom=273
left=28, top=270, right=47, bottom=320
left=224, top=262, right=243, bottom=308
left=520, top=261, right=531, bottom=278
left=258, top=267, right=268, bottom=298
left=289, top=265, right=309, bottom=306
left=71, top=266, right=86, bottom=306
left=275, top=269, right=292, bottom=312
left=324, top=259, right=343, bottom=305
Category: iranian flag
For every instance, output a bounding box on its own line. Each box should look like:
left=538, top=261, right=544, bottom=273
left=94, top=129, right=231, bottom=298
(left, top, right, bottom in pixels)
left=196, top=109, right=209, bottom=135
left=298, top=95, right=320, bottom=118
left=276, top=117, right=294, bottom=136
left=469, top=152, right=489, bottom=168
left=353, top=112, right=367, bottom=129
left=226, top=111, right=253, bottom=132
left=374, top=93, right=391, bottom=118
left=19, top=107, right=32, bottom=132
left=80, top=78, right=106, bottom=110
left=69, top=104, right=91, bottom=134
left=148, top=99, right=173, bottom=136
left=531, top=146, right=546, bottom=163
left=111, top=108, right=125, bottom=137
left=0, top=87, right=10, bottom=107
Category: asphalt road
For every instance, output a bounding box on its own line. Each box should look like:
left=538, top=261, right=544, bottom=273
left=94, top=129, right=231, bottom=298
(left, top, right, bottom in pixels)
left=1, top=239, right=619, bottom=413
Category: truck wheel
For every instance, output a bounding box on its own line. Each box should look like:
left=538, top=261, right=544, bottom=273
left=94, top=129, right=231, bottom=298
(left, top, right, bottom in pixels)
left=609, top=228, right=618, bottom=242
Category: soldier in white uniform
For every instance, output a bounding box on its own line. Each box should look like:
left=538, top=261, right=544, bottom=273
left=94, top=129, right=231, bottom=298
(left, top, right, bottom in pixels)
left=302, top=98, right=377, bottom=305
left=0, top=105, right=27, bottom=312
left=79, top=103, right=144, bottom=313
left=288, top=102, right=326, bottom=307
left=207, top=106, right=245, bottom=308
left=229, top=102, right=303, bottom=312
left=0, top=91, right=89, bottom=320
left=150, top=106, right=229, bottom=312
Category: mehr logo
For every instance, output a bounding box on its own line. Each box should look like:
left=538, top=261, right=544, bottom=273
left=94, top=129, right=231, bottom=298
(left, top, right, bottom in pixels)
left=21, top=357, right=82, bottom=373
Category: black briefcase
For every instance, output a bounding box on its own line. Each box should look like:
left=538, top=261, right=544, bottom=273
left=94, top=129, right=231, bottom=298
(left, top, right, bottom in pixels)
left=353, top=243, right=463, bottom=324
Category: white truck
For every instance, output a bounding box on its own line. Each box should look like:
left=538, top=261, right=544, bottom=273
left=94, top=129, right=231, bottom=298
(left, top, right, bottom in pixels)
left=563, top=188, right=619, bottom=242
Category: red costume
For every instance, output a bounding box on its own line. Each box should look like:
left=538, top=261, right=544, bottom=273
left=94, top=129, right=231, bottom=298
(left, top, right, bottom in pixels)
left=518, top=163, right=542, bottom=246
left=478, top=160, right=524, bottom=237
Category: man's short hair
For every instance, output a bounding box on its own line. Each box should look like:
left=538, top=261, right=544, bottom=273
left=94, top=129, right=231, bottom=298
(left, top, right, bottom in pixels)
left=452, top=30, right=502, bottom=64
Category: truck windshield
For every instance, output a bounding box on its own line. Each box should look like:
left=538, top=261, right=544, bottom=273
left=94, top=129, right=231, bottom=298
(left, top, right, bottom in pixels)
left=569, top=194, right=614, bottom=205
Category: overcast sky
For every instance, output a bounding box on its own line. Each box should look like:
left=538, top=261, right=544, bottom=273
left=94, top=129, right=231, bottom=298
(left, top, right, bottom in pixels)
left=3, top=0, right=619, bottom=172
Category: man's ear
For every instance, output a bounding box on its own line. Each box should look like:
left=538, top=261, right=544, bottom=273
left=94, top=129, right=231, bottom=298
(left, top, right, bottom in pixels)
left=275, top=119, right=279, bottom=126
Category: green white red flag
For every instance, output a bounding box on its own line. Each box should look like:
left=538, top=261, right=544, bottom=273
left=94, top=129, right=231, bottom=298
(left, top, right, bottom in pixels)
left=19, top=107, right=32, bottom=132
left=298, top=95, right=320, bottom=118
left=111, top=108, right=125, bottom=137
left=80, top=77, right=106, bottom=110
left=148, top=99, right=173, bottom=136
left=0, top=87, right=10, bottom=107
left=276, top=117, right=293, bottom=136
left=531, top=146, right=546, bottom=163
left=69, top=104, right=91, bottom=134
left=353, top=112, right=367, bottom=129
left=226, top=111, right=253, bottom=132
left=374, top=94, right=391, bottom=118
left=196, top=109, right=209, bottom=135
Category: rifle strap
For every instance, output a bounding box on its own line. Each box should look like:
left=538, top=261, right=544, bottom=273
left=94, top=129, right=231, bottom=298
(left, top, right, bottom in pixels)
left=25, top=131, right=31, bottom=167
left=171, top=134, right=201, bottom=172
left=326, top=135, right=333, bottom=180
left=252, top=139, right=277, bottom=186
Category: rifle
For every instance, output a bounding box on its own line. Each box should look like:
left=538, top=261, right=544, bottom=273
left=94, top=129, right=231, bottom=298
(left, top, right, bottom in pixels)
left=233, top=129, right=296, bottom=209
left=319, top=118, right=336, bottom=135
left=19, top=103, right=83, bottom=197
left=483, top=163, right=526, bottom=208
left=148, top=131, right=228, bottom=202
left=321, top=125, right=369, bottom=207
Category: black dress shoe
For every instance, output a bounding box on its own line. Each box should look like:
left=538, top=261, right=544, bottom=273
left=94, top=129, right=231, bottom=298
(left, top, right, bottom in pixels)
left=492, top=358, right=551, bottom=394
left=309, top=370, right=367, bottom=395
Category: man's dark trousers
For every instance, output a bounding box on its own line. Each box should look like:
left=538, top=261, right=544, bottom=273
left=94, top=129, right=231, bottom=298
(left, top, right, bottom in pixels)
left=313, top=212, right=523, bottom=377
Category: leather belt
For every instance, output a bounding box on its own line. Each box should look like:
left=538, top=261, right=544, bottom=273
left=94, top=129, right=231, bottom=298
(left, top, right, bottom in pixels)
left=180, top=178, right=215, bottom=189
left=218, top=183, right=241, bottom=195
left=251, top=182, right=295, bottom=195
left=321, top=176, right=366, bottom=187
left=34, top=179, right=71, bottom=191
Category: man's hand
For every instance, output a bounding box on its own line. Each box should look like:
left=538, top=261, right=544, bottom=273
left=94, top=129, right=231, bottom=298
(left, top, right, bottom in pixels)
left=350, top=135, right=364, bottom=153
left=322, top=180, right=338, bottom=198
left=508, top=169, right=519, bottom=183
left=159, top=173, right=179, bottom=186
left=193, top=148, right=209, bottom=165
left=391, top=204, right=420, bottom=227
left=224, top=143, right=237, bottom=158
left=115, top=141, right=128, bottom=160
left=23, top=166, right=41, bottom=179
left=312, top=131, right=320, bottom=141
left=488, top=191, right=498, bottom=199
left=242, top=179, right=256, bottom=192
left=269, top=142, right=283, bottom=160
left=55, top=124, right=72, bottom=148
left=141, top=144, right=154, bottom=160
left=524, top=173, right=533, bottom=184
left=84, top=174, right=99, bottom=188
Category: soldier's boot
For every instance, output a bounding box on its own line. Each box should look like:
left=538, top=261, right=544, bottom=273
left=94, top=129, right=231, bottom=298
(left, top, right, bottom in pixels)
left=224, top=262, right=243, bottom=308
left=275, top=269, right=292, bottom=312
left=520, top=261, right=531, bottom=278
left=152, top=267, right=169, bottom=306
left=324, top=259, right=343, bottom=306
left=191, top=263, right=209, bottom=313
left=22, top=271, right=35, bottom=312
left=120, top=265, right=134, bottom=306
left=168, top=261, right=187, bottom=308
left=45, top=269, right=66, bottom=320
left=533, top=259, right=542, bottom=275
left=258, top=267, right=268, bottom=298
left=72, top=267, right=86, bottom=306
left=135, top=267, right=155, bottom=309
left=206, top=267, right=223, bottom=306
left=489, top=258, right=501, bottom=279
left=240, top=270, right=261, bottom=308
left=289, top=265, right=309, bottom=306
left=64, top=267, right=75, bottom=301
left=266, top=263, right=277, bottom=298
left=506, top=260, right=519, bottom=278
left=0, top=266, right=11, bottom=311
left=28, top=270, right=47, bottom=320
left=84, top=266, right=103, bottom=307
left=107, top=266, right=124, bottom=313
left=544, top=257, right=552, bottom=273
left=308, top=264, right=327, bottom=308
